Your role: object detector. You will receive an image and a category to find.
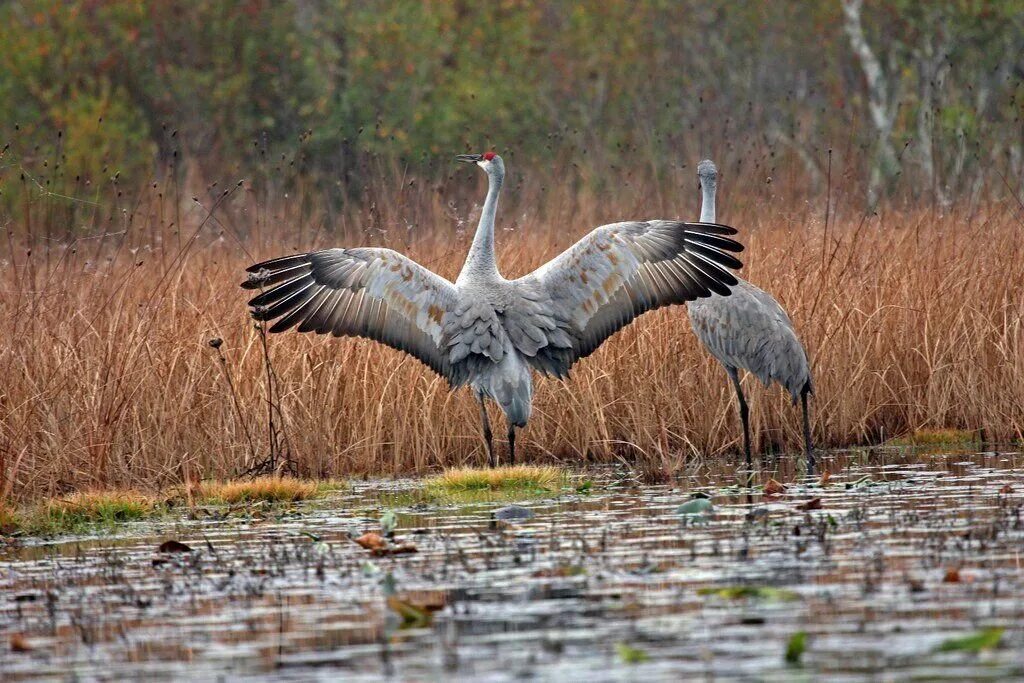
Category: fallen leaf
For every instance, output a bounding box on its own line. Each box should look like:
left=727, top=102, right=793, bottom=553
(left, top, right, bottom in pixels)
left=385, top=589, right=446, bottom=626
left=157, top=540, right=193, bottom=553
left=999, top=484, right=1013, bottom=494
left=615, top=642, right=649, bottom=664
left=385, top=593, right=432, bottom=626
left=9, top=634, right=32, bottom=652
left=935, top=627, right=1004, bottom=653
left=354, top=532, right=387, bottom=551
left=796, top=498, right=822, bottom=511
left=785, top=631, right=807, bottom=664
left=764, top=478, right=787, bottom=496
left=372, top=542, right=418, bottom=557
left=354, top=531, right=418, bottom=556
left=398, top=589, right=448, bottom=612
left=943, top=568, right=961, bottom=583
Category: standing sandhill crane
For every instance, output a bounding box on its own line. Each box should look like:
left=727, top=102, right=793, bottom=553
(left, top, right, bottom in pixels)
left=687, top=159, right=814, bottom=473
left=242, top=152, right=744, bottom=467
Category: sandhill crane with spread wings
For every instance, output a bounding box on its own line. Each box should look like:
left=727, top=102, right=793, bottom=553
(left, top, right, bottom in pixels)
left=242, top=152, right=745, bottom=466
left=687, top=159, right=814, bottom=473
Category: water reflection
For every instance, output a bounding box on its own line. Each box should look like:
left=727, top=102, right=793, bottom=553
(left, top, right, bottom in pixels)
left=1, top=447, right=1022, bottom=680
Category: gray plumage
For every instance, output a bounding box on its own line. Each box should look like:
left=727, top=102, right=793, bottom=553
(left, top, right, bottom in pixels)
left=686, top=159, right=814, bottom=471
left=243, top=153, right=745, bottom=466
left=689, top=282, right=812, bottom=401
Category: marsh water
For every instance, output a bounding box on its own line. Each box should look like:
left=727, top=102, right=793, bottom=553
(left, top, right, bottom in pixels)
left=2, top=448, right=1023, bottom=681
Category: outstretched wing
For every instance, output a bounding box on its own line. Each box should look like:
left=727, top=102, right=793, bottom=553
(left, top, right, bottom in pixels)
left=242, top=248, right=459, bottom=381
left=510, top=220, right=743, bottom=376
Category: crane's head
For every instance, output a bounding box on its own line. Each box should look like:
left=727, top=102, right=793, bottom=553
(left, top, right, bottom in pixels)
left=456, top=151, right=504, bottom=176
left=697, top=159, right=718, bottom=191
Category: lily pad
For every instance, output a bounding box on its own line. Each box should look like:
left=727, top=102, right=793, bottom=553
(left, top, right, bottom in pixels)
left=935, top=627, right=1004, bottom=653
left=380, top=510, right=398, bottom=537
left=676, top=498, right=713, bottom=516
left=785, top=631, right=807, bottom=664
left=615, top=642, right=649, bottom=664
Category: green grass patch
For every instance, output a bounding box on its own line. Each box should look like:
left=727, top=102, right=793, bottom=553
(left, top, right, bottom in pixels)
left=888, top=428, right=979, bottom=447
left=25, top=490, right=158, bottom=535
left=2, top=476, right=349, bottom=537
left=423, top=466, right=566, bottom=502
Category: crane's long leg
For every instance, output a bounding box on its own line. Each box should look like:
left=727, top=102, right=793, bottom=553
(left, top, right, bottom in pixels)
left=507, top=426, right=516, bottom=467
left=727, top=367, right=753, bottom=480
left=477, top=393, right=496, bottom=468
left=801, top=389, right=815, bottom=475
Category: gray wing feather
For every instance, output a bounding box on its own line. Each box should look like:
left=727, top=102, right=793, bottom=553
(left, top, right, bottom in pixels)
left=510, top=220, right=744, bottom=376
left=243, top=248, right=460, bottom=382
left=688, top=279, right=812, bottom=401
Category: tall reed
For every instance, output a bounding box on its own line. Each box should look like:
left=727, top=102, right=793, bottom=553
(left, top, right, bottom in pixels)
left=1, top=159, right=1021, bottom=501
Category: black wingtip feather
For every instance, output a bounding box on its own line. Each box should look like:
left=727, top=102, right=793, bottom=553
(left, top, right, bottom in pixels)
left=684, top=221, right=738, bottom=236
left=687, top=243, right=743, bottom=270
left=244, top=253, right=311, bottom=274
left=684, top=230, right=745, bottom=253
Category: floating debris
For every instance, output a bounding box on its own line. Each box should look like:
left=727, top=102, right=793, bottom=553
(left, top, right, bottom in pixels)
left=353, top=531, right=418, bottom=556
left=494, top=504, right=534, bottom=522
left=156, top=540, right=193, bottom=553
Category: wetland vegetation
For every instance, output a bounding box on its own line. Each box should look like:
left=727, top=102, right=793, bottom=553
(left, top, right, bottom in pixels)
left=2, top=449, right=1022, bottom=679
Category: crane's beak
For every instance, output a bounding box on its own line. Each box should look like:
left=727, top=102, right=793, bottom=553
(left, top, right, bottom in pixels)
left=456, top=154, right=482, bottom=164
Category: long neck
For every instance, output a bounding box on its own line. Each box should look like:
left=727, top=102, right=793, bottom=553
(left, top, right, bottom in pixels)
left=699, top=180, right=717, bottom=223
left=460, top=171, right=502, bottom=281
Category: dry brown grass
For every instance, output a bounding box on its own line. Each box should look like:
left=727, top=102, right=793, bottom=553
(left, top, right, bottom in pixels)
left=196, top=476, right=320, bottom=504
left=1, top=169, right=1022, bottom=502
left=0, top=502, right=19, bottom=535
